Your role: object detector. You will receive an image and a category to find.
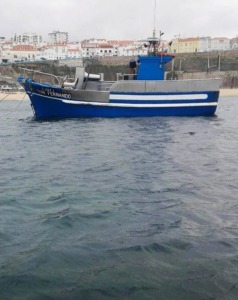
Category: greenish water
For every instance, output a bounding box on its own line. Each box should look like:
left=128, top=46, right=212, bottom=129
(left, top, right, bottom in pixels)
left=1, top=98, right=238, bottom=299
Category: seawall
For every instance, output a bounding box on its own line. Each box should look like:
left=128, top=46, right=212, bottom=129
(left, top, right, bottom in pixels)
left=1, top=50, right=238, bottom=88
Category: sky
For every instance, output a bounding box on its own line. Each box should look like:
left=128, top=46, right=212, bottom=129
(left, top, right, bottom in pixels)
left=1, top=0, right=238, bottom=41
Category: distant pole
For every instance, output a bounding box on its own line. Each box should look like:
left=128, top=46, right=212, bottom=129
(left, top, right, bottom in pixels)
left=207, top=56, right=210, bottom=72
left=218, top=54, right=221, bottom=73
left=179, top=59, right=182, bottom=72
left=171, top=59, right=175, bottom=80
left=171, top=59, right=174, bottom=72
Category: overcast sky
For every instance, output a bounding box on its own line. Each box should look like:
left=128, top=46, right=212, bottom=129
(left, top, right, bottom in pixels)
left=1, top=0, right=238, bottom=41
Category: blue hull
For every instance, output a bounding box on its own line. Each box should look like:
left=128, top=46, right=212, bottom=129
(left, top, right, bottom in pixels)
left=19, top=48, right=220, bottom=119
left=29, top=92, right=218, bottom=119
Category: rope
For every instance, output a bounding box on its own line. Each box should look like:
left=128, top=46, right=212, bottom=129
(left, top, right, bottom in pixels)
left=0, top=92, right=10, bottom=103
left=12, top=93, right=27, bottom=111
left=0, top=92, right=27, bottom=116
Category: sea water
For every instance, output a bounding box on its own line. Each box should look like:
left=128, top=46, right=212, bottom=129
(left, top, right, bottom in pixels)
left=0, top=97, right=238, bottom=300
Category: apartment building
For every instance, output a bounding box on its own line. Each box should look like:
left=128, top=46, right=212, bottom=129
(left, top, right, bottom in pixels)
left=43, top=43, right=68, bottom=60
left=211, top=37, right=230, bottom=51
left=117, top=45, right=147, bottom=56
left=3, top=44, right=41, bottom=61
left=81, top=43, right=115, bottom=57
left=48, top=31, right=69, bottom=44
left=15, top=33, right=43, bottom=45
left=198, top=37, right=211, bottom=52
left=171, top=37, right=200, bottom=53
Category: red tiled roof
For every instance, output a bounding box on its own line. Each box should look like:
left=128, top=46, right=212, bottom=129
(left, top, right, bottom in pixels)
left=212, top=37, right=230, bottom=40
left=99, top=44, right=113, bottom=48
left=179, top=38, right=200, bottom=42
left=108, top=40, right=134, bottom=46
left=12, top=45, right=37, bottom=51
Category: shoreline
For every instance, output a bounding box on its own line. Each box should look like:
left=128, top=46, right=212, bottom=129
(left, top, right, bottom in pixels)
left=220, top=89, right=238, bottom=97
left=0, top=89, right=238, bottom=101
left=0, top=92, right=28, bottom=101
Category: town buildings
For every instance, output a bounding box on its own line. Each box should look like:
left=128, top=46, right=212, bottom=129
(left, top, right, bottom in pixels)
left=170, top=36, right=232, bottom=53
left=0, top=31, right=238, bottom=64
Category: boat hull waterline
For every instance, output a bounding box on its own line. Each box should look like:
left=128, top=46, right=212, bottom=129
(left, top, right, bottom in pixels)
left=20, top=47, right=220, bottom=119
left=25, top=82, right=219, bottom=119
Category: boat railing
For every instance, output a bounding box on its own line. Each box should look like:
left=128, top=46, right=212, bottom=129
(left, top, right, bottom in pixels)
left=97, top=81, right=115, bottom=91
left=116, top=73, right=138, bottom=81
left=18, top=67, right=65, bottom=86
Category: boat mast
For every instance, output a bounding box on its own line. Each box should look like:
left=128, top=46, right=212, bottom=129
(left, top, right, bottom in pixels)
left=153, top=0, right=157, bottom=39
left=146, top=0, right=159, bottom=55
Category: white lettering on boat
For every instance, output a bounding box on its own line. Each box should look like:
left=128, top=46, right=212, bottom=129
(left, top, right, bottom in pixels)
left=36, top=88, right=71, bottom=99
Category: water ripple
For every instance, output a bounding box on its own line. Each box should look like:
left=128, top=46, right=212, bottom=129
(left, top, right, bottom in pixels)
left=1, top=99, right=238, bottom=299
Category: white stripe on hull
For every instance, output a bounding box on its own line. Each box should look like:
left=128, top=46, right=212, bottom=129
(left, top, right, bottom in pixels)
left=62, top=100, right=217, bottom=108
left=109, top=94, right=208, bottom=101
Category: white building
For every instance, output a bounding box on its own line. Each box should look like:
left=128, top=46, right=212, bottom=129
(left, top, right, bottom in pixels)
left=48, top=31, right=69, bottom=44
left=2, top=44, right=42, bottom=62
left=2, top=41, right=14, bottom=50
left=67, top=42, right=82, bottom=58
left=86, top=38, right=108, bottom=44
left=0, top=37, right=6, bottom=45
left=81, top=43, right=115, bottom=58
left=211, top=37, right=230, bottom=51
left=198, top=37, right=211, bottom=52
left=14, top=33, right=43, bottom=45
left=43, top=44, right=68, bottom=60
left=117, top=45, right=147, bottom=56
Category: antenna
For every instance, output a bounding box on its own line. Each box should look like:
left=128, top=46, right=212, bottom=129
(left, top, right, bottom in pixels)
left=153, top=0, right=157, bottom=38
left=144, top=0, right=160, bottom=56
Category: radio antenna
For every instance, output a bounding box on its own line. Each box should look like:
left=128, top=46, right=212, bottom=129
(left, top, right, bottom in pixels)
left=153, top=0, right=157, bottom=37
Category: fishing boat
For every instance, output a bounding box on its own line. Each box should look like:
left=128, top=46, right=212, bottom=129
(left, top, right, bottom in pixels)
left=18, top=33, right=220, bottom=119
